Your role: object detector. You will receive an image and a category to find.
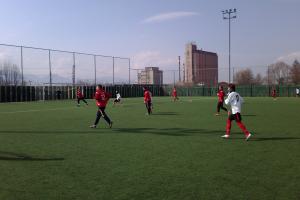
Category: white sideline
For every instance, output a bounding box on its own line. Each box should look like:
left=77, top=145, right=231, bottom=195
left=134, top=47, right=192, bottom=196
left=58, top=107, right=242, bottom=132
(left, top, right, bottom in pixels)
left=0, top=107, right=76, bottom=114
left=0, top=97, right=207, bottom=114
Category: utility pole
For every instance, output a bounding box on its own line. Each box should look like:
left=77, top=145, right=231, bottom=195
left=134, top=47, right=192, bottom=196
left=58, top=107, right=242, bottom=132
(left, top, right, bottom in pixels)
left=178, top=56, right=181, bottom=82
left=222, top=8, right=237, bottom=83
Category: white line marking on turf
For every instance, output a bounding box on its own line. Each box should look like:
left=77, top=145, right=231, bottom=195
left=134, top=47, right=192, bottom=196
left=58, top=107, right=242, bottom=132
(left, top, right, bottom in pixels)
left=0, top=107, right=77, bottom=114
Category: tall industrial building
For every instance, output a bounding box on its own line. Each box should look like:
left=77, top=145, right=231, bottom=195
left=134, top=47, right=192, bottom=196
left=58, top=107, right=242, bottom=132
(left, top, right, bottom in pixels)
left=138, top=67, right=163, bottom=85
left=185, top=43, right=218, bottom=86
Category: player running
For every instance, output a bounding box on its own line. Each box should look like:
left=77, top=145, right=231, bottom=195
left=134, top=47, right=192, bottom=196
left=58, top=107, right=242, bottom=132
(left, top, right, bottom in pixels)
left=272, top=88, right=277, bottom=100
left=221, top=84, right=252, bottom=140
left=172, top=87, right=179, bottom=102
left=215, top=85, right=228, bottom=116
left=90, top=85, right=113, bottom=128
left=143, top=87, right=152, bottom=115
left=113, top=91, right=122, bottom=106
left=77, top=87, right=88, bottom=106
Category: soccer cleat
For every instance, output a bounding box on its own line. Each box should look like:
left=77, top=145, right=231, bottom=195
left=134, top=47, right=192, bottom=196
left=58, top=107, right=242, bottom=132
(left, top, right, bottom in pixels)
left=109, top=121, right=113, bottom=128
left=221, top=134, right=230, bottom=139
left=89, top=125, right=96, bottom=128
left=245, top=133, right=252, bottom=141
left=215, top=113, right=220, bottom=116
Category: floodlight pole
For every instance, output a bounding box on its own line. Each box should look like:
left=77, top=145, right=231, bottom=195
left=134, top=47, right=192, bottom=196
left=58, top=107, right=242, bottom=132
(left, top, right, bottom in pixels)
left=222, top=8, right=237, bottom=83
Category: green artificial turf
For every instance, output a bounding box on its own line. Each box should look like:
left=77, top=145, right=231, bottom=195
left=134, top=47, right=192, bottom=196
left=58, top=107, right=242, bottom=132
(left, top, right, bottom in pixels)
left=0, top=97, right=299, bottom=200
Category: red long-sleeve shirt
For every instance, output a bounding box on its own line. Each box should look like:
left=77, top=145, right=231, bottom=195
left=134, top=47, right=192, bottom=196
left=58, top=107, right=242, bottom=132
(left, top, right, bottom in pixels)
left=217, top=90, right=225, bottom=102
left=172, top=89, right=177, bottom=97
left=144, top=90, right=151, bottom=102
left=77, top=89, right=84, bottom=98
left=94, top=89, right=111, bottom=107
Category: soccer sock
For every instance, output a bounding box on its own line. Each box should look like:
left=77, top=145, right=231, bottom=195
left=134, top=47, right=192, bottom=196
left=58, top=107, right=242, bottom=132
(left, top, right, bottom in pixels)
left=236, top=121, right=250, bottom=136
left=104, top=116, right=111, bottom=124
left=94, top=111, right=101, bottom=125
left=221, top=106, right=228, bottom=112
left=226, top=119, right=231, bottom=135
left=217, top=104, right=220, bottom=112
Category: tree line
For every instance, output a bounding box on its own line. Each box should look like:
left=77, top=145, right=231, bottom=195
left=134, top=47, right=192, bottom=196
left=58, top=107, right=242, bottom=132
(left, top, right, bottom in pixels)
left=234, top=60, right=300, bottom=85
left=0, top=62, right=22, bottom=86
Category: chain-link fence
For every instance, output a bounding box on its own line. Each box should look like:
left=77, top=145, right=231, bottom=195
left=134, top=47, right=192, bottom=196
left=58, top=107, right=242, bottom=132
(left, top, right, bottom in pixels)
left=0, top=43, right=130, bottom=86
left=1, top=84, right=299, bottom=103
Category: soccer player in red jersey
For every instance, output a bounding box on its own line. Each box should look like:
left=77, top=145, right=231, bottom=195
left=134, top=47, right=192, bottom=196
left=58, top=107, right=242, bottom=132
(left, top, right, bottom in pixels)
left=77, top=87, right=88, bottom=106
left=215, top=85, right=227, bottom=115
left=143, top=87, right=152, bottom=115
left=172, top=87, right=179, bottom=102
left=272, top=88, right=277, bottom=100
left=221, top=84, right=252, bottom=140
left=90, top=85, right=113, bottom=128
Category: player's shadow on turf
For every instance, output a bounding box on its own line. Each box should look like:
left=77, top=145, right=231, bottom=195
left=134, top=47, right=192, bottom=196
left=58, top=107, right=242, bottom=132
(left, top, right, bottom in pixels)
left=243, top=114, right=256, bottom=117
left=113, top=128, right=221, bottom=136
left=152, top=112, right=179, bottom=115
left=0, top=151, right=64, bottom=161
left=251, top=137, right=300, bottom=141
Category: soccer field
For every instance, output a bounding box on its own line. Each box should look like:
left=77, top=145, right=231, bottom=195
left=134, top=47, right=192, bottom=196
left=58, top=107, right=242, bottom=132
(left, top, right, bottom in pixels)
left=0, top=97, right=299, bottom=200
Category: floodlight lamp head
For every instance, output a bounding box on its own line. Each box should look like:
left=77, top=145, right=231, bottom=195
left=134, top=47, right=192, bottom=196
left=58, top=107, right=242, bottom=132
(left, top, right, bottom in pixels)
left=234, top=8, right=237, bottom=12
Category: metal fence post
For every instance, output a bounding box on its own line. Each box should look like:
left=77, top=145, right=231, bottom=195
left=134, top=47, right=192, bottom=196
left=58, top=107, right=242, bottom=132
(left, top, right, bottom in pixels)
left=20, top=46, right=24, bottom=86
left=48, top=49, right=52, bottom=86
left=94, top=55, right=97, bottom=86
left=113, top=56, right=115, bottom=85
left=129, top=58, right=131, bottom=84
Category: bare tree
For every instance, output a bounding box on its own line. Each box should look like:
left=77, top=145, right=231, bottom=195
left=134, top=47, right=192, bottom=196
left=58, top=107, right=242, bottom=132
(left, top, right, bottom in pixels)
left=267, top=61, right=290, bottom=85
left=234, top=68, right=254, bottom=85
left=0, top=62, right=22, bottom=86
left=289, top=60, right=300, bottom=85
left=253, top=73, right=263, bottom=85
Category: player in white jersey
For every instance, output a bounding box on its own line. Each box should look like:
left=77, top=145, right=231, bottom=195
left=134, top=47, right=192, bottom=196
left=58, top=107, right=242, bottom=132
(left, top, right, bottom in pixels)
left=113, top=91, right=122, bottom=106
left=221, top=84, right=252, bottom=140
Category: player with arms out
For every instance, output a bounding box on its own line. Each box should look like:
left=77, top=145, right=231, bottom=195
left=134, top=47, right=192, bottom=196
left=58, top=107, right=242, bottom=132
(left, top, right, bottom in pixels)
left=143, top=87, right=152, bottom=115
left=215, top=85, right=227, bottom=116
left=113, top=91, right=122, bottom=106
left=222, top=84, right=252, bottom=140
left=90, top=85, right=113, bottom=128
left=77, top=87, right=88, bottom=106
left=172, top=87, right=179, bottom=102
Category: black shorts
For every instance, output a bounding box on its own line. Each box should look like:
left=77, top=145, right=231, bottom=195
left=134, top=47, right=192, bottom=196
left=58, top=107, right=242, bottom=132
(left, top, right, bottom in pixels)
left=228, top=112, right=242, bottom=122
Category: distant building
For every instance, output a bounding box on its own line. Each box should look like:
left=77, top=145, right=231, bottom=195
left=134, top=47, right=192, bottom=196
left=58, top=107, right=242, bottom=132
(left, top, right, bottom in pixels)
left=138, top=67, right=163, bottom=85
left=185, top=43, right=218, bottom=86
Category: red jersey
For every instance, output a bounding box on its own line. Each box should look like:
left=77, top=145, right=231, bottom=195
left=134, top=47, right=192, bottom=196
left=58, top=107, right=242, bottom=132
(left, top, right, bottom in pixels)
left=144, top=90, right=151, bottom=102
left=94, top=89, right=111, bottom=107
left=272, top=90, right=276, bottom=97
left=172, top=89, right=177, bottom=97
left=77, top=89, right=84, bottom=98
left=217, top=90, right=225, bottom=102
